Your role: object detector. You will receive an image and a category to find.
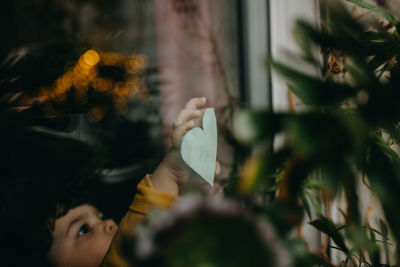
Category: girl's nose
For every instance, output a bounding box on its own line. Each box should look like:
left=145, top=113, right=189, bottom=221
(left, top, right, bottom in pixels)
left=103, top=219, right=118, bottom=235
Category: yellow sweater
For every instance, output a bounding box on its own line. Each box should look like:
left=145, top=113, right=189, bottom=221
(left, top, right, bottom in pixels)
left=101, top=175, right=177, bottom=267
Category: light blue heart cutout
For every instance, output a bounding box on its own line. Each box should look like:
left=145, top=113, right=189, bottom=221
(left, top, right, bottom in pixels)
left=181, top=108, right=217, bottom=186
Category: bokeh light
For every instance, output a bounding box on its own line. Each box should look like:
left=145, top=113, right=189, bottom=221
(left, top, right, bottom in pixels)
left=87, top=105, right=106, bottom=123
left=83, top=49, right=100, bottom=67
left=20, top=48, right=148, bottom=122
left=238, top=157, right=262, bottom=195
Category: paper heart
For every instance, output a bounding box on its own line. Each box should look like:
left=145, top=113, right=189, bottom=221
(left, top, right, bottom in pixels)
left=181, top=108, right=217, bottom=186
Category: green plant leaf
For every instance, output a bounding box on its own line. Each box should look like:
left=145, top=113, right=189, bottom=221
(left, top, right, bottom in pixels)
left=304, top=190, right=323, bottom=218
left=299, top=191, right=312, bottom=221
left=366, top=136, right=400, bottom=242
left=343, top=247, right=358, bottom=265
left=310, top=217, right=349, bottom=254
left=380, top=219, right=391, bottom=265
left=346, top=0, right=396, bottom=23
left=271, top=60, right=356, bottom=105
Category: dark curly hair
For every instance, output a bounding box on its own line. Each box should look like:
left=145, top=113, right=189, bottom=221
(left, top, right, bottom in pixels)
left=1, top=181, right=95, bottom=267
left=0, top=130, right=99, bottom=267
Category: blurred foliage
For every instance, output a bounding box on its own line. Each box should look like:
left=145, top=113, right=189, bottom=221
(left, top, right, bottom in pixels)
left=232, top=0, right=400, bottom=265
left=131, top=197, right=285, bottom=267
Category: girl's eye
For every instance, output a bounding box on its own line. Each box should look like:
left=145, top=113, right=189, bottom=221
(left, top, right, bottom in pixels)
left=77, top=224, right=89, bottom=237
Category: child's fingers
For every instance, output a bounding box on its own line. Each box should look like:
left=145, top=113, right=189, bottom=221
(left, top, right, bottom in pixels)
left=172, top=121, right=196, bottom=146
left=215, top=161, right=221, bottom=175
left=174, top=109, right=201, bottom=128
left=171, top=97, right=207, bottom=148
left=185, top=97, right=206, bottom=110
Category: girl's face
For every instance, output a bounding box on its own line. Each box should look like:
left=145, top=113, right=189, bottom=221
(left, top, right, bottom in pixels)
left=48, top=204, right=118, bottom=267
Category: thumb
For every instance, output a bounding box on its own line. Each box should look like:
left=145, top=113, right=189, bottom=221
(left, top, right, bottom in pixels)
left=215, top=161, right=221, bottom=176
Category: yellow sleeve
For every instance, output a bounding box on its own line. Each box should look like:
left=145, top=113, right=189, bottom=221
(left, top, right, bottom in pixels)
left=101, top=174, right=177, bottom=267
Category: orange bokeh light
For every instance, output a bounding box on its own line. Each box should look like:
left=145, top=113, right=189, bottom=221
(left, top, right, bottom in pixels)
left=28, top=48, right=146, bottom=115
left=136, top=54, right=148, bottom=68
left=87, top=105, right=105, bottom=123
left=83, top=50, right=100, bottom=67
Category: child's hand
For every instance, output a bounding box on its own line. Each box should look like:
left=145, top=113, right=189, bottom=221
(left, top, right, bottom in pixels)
left=151, top=97, right=208, bottom=196
left=171, top=97, right=206, bottom=149
left=164, top=97, right=207, bottom=183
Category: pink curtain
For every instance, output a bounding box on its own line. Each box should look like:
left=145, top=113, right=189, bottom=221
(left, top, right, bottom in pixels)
left=154, top=0, right=230, bottom=150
